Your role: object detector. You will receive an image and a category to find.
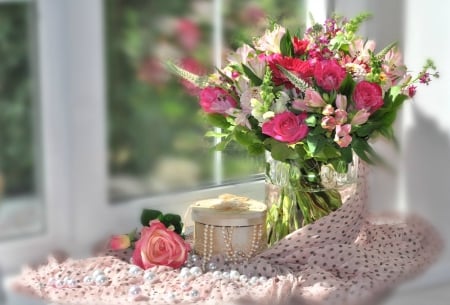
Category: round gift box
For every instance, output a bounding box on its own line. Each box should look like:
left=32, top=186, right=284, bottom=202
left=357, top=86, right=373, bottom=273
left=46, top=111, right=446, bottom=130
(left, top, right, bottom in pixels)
left=191, top=194, right=267, bottom=262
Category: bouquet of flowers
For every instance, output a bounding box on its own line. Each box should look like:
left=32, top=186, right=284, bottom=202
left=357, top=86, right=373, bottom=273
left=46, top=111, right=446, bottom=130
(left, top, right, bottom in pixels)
left=168, top=13, right=438, bottom=245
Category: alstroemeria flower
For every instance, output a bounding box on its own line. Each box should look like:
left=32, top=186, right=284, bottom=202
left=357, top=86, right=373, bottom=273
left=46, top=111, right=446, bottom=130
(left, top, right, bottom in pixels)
left=334, top=124, right=352, bottom=148
left=335, top=94, right=347, bottom=110
left=349, top=39, right=376, bottom=64
left=254, top=24, right=286, bottom=54
left=132, top=220, right=191, bottom=270
left=304, top=89, right=326, bottom=107
left=262, top=112, right=309, bottom=144
left=199, top=87, right=237, bottom=115
left=109, top=234, right=131, bottom=250
left=351, top=109, right=371, bottom=125
left=321, top=116, right=336, bottom=131
left=334, top=109, right=348, bottom=125
left=322, top=105, right=335, bottom=116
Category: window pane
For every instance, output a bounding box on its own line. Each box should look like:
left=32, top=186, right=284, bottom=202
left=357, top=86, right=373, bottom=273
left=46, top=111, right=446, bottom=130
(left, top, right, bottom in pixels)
left=0, top=2, right=42, bottom=239
left=221, top=0, right=306, bottom=181
left=106, top=0, right=215, bottom=201
left=105, top=0, right=306, bottom=201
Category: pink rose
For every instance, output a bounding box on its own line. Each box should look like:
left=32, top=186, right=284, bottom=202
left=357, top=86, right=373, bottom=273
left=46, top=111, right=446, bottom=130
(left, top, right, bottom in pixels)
left=314, top=60, right=346, bottom=91
left=352, top=81, right=384, bottom=113
left=132, top=220, right=191, bottom=270
left=109, top=234, right=131, bottom=250
left=199, top=87, right=237, bottom=115
left=262, top=112, right=309, bottom=144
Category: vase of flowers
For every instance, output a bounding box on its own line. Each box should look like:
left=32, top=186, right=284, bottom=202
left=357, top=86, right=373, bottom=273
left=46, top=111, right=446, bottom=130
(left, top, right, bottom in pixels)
left=265, top=151, right=358, bottom=245
left=168, top=13, right=438, bottom=245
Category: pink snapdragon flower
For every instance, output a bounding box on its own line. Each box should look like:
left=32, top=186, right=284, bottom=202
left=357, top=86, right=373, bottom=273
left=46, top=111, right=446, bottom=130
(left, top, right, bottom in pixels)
left=199, top=87, right=237, bottom=114
left=262, top=112, right=308, bottom=144
left=334, top=124, right=352, bottom=148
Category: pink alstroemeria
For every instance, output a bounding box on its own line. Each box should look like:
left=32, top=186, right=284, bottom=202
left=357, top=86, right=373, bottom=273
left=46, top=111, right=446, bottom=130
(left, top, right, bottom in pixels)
left=335, top=94, right=347, bottom=110
left=321, top=116, right=336, bottom=131
left=334, top=109, right=348, bottom=125
left=109, top=234, right=131, bottom=250
left=292, top=99, right=309, bottom=111
left=334, top=124, right=352, bottom=148
left=322, top=104, right=334, bottom=116
left=351, top=109, right=371, bottom=125
left=304, top=89, right=326, bottom=107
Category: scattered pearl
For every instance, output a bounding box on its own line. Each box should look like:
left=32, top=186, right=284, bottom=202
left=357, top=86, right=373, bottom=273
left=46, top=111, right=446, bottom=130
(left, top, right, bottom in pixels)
left=229, top=270, right=240, bottom=280
left=190, top=266, right=203, bottom=277
left=190, top=254, right=200, bottom=263
left=128, top=285, right=142, bottom=296
left=259, top=276, right=267, bottom=283
left=54, top=279, right=64, bottom=289
left=190, top=289, right=199, bottom=298
left=212, top=270, right=222, bottom=279
left=92, top=269, right=104, bottom=278
left=249, top=276, right=259, bottom=285
left=47, top=278, right=56, bottom=287
left=179, top=267, right=191, bottom=277
left=165, top=292, right=176, bottom=302
left=239, top=274, right=248, bottom=282
left=221, top=271, right=230, bottom=280
left=207, top=262, right=217, bottom=271
left=95, top=274, right=108, bottom=286
left=66, top=278, right=77, bottom=288
left=143, top=271, right=156, bottom=282
left=83, top=276, right=93, bottom=285
left=128, top=265, right=142, bottom=276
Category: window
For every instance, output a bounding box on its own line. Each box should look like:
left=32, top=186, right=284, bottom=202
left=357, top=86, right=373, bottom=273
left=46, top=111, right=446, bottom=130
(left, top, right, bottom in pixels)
left=0, top=2, right=43, bottom=240
left=105, top=0, right=306, bottom=202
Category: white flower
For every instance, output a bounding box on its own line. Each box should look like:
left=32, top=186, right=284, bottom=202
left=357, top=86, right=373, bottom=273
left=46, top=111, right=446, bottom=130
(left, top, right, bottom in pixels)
left=227, top=44, right=255, bottom=65
left=272, top=91, right=289, bottom=113
left=250, top=98, right=268, bottom=123
left=254, top=24, right=286, bottom=54
left=247, top=57, right=267, bottom=79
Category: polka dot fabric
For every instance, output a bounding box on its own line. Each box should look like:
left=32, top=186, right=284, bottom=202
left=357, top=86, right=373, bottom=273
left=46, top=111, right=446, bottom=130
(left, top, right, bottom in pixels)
left=11, top=163, right=442, bottom=305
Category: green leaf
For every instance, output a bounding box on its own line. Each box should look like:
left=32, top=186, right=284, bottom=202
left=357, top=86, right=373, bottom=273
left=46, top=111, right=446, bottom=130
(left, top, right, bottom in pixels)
left=306, top=134, right=325, bottom=156
left=339, top=73, right=355, bottom=96
left=214, top=136, right=232, bottom=151
left=376, top=41, right=397, bottom=59
left=206, top=114, right=231, bottom=129
left=233, top=126, right=261, bottom=146
left=159, top=214, right=183, bottom=234
left=242, top=64, right=263, bottom=86
left=204, top=130, right=229, bottom=138
left=140, top=209, right=162, bottom=226
left=264, top=138, right=298, bottom=162
left=248, top=143, right=265, bottom=155
left=305, top=115, right=317, bottom=127
left=280, top=30, right=294, bottom=57
left=331, top=159, right=349, bottom=174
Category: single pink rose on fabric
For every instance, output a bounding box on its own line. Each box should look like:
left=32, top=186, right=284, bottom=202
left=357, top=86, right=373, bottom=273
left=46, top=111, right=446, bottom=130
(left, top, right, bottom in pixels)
left=199, top=87, right=237, bottom=115
left=334, top=124, right=352, bottom=148
left=109, top=234, right=131, bottom=250
left=132, top=220, right=191, bottom=270
left=314, top=60, right=346, bottom=91
left=352, top=81, right=384, bottom=113
left=262, top=112, right=308, bottom=144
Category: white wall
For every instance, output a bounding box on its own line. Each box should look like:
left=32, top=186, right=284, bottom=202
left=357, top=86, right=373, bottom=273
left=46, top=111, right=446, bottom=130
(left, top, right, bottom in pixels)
left=335, top=0, right=450, bottom=288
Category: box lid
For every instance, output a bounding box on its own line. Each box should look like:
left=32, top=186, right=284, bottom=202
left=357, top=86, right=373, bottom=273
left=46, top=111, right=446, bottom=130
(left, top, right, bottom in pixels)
left=191, top=194, right=266, bottom=226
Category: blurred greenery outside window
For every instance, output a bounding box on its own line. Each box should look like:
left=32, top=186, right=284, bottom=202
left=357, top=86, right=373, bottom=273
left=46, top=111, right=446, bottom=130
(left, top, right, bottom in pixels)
left=0, top=2, right=41, bottom=239
left=106, top=0, right=306, bottom=202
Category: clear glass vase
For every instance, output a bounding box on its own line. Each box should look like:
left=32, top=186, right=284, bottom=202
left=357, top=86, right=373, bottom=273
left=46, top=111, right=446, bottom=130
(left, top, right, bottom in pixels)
left=265, top=153, right=358, bottom=246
